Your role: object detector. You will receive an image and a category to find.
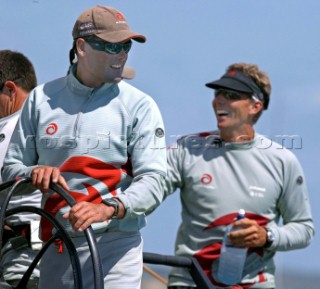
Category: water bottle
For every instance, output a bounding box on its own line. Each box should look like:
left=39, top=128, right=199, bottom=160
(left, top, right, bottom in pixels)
left=216, top=209, right=247, bottom=285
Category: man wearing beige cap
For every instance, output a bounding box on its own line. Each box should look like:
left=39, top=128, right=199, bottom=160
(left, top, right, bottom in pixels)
left=2, top=5, right=167, bottom=289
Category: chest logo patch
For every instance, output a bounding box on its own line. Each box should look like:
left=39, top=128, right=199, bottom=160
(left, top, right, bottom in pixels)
left=297, top=176, right=303, bottom=185
left=0, top=133, right=5, bottom=143
left=155, top=128, right=164, bottom=138
left=249, top=186, right=266, bottom=198
left=201, top=173, right=213, bottom=185
left=46, top=123, right=58, bottom=135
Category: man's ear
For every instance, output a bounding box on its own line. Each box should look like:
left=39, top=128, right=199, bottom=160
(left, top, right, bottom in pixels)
left=76, top=38, right=86, bottom=57
left=2, top=80, right=18, bottom=97
left=250, top=99, right=263, bottom=114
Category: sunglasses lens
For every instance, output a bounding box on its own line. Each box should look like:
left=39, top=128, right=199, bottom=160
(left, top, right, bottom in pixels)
left=215, top=89, right=242, bottom=100
left=105, top=41, right=132, bottom=54
left=86, top=39, right=132, bottom=55
left=226, top=91, right=241, bottom=100
left=105, top=43, right=121, bottom=54
left=123, top=42, right=132, bottom=53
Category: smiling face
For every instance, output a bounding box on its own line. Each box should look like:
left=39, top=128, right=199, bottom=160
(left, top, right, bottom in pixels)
left=212, top=89, right=263, bottom=142
left=75, top=38, right=129, bottom=88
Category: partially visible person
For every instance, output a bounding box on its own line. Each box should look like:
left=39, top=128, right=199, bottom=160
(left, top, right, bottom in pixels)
left=0, top=50, right=40, bottom=289
left=2, top=5, right=167, bottom=289
left=163, top=63, right=314, bottom=289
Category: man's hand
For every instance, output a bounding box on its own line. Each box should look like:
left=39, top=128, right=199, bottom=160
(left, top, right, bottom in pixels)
left=228, top=218, right=267, bottom=247
left=31, top=166, right=69, bottom=193
left=62, top=202, right=114, bottom=232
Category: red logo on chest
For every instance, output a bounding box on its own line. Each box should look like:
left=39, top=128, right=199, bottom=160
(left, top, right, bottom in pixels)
left=46, top=123, right=58, bottom=135
left=201, top=173, right=213, bottom=184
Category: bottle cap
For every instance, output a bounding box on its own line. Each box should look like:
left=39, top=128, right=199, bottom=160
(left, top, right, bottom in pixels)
left=237, top=209, right=246, bottom=219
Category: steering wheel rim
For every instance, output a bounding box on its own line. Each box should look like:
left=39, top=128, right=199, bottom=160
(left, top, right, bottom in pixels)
left=5, top=206, right=82, bottom=289
left=0, top=177, right=104, bottom=289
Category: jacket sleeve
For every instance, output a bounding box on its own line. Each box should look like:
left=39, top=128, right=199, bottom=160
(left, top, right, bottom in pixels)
left=116, top=96, right=167, bottom=218
left=163, top=140, right=184, bottom=201
left=268, top=153, right=315, bottom=251
left=2, top=90, right=39, bottom=181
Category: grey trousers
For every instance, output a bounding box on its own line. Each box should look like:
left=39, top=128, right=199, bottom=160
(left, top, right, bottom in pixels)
left=39, top=231, right=143, bottom=289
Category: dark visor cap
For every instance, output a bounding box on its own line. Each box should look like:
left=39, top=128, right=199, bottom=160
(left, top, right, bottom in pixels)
left=205, top=70, right=269, bottom=110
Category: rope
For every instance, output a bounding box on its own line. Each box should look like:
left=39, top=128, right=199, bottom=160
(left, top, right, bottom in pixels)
left=143, top=264, right=168, bottom=286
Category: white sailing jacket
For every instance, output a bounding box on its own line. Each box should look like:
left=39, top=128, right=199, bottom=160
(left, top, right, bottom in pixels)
left=0, top=111, right=41, bottom=225
left=164, top=131, right=314, bottom=288
left=2, top=66, right=167, bottom=240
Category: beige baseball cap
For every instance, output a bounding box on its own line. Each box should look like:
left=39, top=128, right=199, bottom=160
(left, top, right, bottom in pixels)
left=72, top=5, right=146, bottom=43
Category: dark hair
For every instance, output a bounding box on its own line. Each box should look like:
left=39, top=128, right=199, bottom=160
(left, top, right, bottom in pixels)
left=0, top=50, right=37, bottom=92
left=69, top=41, right=77, bottom=65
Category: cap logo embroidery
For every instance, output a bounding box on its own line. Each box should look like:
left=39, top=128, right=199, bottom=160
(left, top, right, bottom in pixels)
left=228, top=70, right=237, bottom=76
left=78, top=22, right=96, bottom=36
left=115, top=12, right=126, bottom=24
left=46, top=123, right=58, bottom=135
left=79, top=22, right=94, bottom=30
left=116, top=12, right=125, bottom=20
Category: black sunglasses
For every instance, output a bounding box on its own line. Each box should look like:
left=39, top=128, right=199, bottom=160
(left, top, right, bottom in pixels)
left=85, top=38, right=132, bottom=55
left=215, top=89, right=251, bottom=100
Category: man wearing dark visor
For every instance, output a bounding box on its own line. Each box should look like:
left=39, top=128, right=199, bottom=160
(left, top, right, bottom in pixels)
left=163, top=63, right=314, bottom=289
left=2, top=5, right=167, bottom=289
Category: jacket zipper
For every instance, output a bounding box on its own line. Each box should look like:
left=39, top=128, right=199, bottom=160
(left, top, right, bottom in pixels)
left=73, top=89, right=95, bottom=138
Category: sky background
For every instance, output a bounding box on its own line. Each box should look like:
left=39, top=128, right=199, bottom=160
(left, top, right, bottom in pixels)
left=1, top=0, right=319, bottom=286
